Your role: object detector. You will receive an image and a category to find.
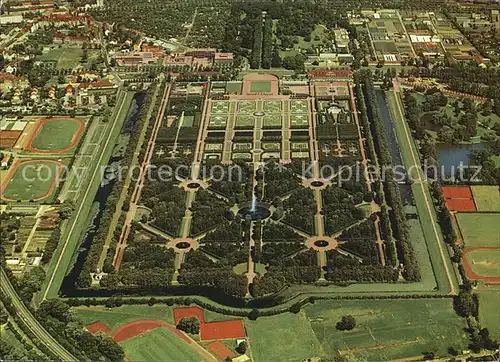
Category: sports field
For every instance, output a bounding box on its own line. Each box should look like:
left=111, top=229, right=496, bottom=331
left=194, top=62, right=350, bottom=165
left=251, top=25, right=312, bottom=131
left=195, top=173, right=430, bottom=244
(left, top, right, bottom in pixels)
left=250, top=81, right=272, bottom=93
left=28, top=118, right=84, bottom=152
left=465, top=249, right=500, bottom=277
left=120, top=327, right=203, bottom=361
left=1, top=160, right=63, bottom=201
left=456, top=213, right=500, bottom=248
left=471, top=186, right=500, bottom=211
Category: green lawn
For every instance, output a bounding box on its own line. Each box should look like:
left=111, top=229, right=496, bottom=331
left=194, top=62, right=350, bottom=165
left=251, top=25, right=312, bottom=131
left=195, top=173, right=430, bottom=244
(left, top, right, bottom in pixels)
left=72, top=305, right=175, bottom=330
left=477, top=288, right=500, bottom=340
left=305, top=299, right=468, bottom=361
left=466, top=249, right=500, bottom=277
left=38, top=48, right=84, bottom=69
left=246, top=311, right=325, bottom=361
left=246, top=299, right=468, bottom=361
left=471, top=186, right=500, bottom=212
left=456, top=213, right=500, bottom=248
left=30, top=119, right=82, bottom=151
left=226, top=82, right=242, bottom=94
left=250, top=81, right=272, bottom=93
left=120, top=327, right=203, bottom=361
left=2, top=160, right=62, bottom=201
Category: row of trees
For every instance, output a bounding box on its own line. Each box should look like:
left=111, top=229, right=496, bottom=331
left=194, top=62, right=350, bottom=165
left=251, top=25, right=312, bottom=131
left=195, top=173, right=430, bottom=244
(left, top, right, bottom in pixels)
left=251, top=250, right=321, bottom=297
left=250, top=15, right=263, bottom=69
left=178, top=250, right=248, bottom=298
left=358, top=70, right=420, bottom=282
left=0, top=248, right=125, bottom=361
left=77, top=88, right=156, bottom=287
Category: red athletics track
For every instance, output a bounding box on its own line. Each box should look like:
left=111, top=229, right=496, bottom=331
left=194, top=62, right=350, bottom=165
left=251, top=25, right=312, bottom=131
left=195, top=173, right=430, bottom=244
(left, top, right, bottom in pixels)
left=0, top=159, right=65, bottom=202
left=25, top=117, right=85, bottom=153
left=462, top=247, right=500, bottom=284
left=174, top=306, right=246, bottom=341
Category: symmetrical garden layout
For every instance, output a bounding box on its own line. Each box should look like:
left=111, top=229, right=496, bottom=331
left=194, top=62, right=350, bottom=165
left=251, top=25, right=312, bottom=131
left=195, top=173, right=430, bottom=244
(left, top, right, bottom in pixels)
left=107, top=74, right=454, bottom=299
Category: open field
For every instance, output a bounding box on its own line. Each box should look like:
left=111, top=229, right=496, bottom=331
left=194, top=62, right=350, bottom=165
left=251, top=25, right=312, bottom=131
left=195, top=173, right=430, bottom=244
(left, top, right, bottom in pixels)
left=38, top=48, right=83, bottom=69
left=456, top=213, right=500, bottom=248
left=72, top=305, right=175, bottom=329
left=28, top=118, right=84, bottom=152
left=120, top=327, right=203, bottom=361
left=246, top=299, right=468, bottom=361
left=305, top=299, right=468, bottom=360
left=477, top=288, right=500, bottom=340
left=38, top=48, right=101, bottom=69
left=245, top=311, right=325, bottom=361
left=1, top=160, right=63, bottom=201
left=471, top=186, right=500, bottom=212
left=72, top=298, right=468, bottom=361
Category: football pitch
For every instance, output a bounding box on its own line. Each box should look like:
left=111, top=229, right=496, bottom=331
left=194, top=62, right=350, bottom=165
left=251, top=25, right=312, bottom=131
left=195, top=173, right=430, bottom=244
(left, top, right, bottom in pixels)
left=29, top=118, right=83, bottom=152
left=1, top=160, right=63, bottom=201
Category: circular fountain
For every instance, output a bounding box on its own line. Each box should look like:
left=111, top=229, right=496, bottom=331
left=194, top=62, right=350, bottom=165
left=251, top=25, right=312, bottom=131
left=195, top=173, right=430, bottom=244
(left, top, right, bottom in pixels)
left=254, top=111, right=265, bottom=117
left=175, top=241, right=191, bottom=249
left=314, top=240, right=329, bottom=248
left=237, top=197, right=271, bottom=221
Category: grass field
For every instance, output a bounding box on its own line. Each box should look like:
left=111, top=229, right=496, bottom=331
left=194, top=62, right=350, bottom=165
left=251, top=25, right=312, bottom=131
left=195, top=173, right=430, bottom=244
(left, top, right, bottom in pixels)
left=477, top=288, right=500, bottom=340
left=250, top=81, right=272, bottom=93
left=246, top=311, right=325, bottom=361
left=1, top=160, right=62, bottom=201
left=72, top=298, right=468, bottom=361
left=120, top=327, right=203, bottom=361
left=466, top=249, right=500, bottom=277
left=38, top=48, right=86, bottom=69
left=456, top=213, right=500, bottom=248
left=226, top=82, right=242, bottom=94
left=30, top=118, right=82, bottom=151
left=246, top=299, right=468, bottom=361
left=305, top=299, right=468, bottom=361
left=72, top=305, right=175, bottom=329
left=471, top=186, right=500, bottom=211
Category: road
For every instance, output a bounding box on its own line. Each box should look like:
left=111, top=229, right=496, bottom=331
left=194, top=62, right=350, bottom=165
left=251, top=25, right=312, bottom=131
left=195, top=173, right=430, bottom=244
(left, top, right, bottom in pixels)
left=0, top=268, right=77, bottom=361
left=43, top=89, right=129, bottom=299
